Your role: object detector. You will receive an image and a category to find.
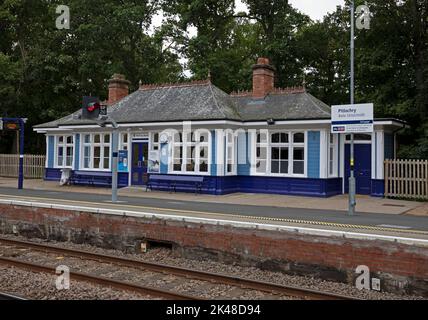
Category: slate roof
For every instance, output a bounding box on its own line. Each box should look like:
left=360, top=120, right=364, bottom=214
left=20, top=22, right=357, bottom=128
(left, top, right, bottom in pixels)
left=233, top=91, right=331, bottom=121
left=34, top=81, right=331, bottom=129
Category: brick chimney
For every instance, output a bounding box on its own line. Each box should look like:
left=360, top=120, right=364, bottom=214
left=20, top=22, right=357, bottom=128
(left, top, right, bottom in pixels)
left=108, top=74, right=130, bottom=105
left=252, top=57, right=275, bottom=99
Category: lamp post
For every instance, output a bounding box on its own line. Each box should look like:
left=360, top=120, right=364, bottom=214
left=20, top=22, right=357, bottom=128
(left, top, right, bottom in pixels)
left=348, top=0, right=356, bottom=216
left=98, top=115, right=119, bottom=202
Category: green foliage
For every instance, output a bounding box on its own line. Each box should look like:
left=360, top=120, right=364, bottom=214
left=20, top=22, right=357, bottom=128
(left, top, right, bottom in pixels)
left=0, top=0, right=183, bottom=153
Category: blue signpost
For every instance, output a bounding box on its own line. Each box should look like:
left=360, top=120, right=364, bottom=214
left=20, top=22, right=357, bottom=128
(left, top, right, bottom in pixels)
left=1, top=118, right=26, bottom=189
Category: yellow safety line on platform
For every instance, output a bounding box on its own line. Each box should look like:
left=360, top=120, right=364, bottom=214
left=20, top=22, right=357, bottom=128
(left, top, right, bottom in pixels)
left=1, top=193, right=428, bottom=236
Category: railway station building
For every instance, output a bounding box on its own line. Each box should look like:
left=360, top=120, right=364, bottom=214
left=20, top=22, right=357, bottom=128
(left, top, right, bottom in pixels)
left=34, top=58, right=405, bottom=197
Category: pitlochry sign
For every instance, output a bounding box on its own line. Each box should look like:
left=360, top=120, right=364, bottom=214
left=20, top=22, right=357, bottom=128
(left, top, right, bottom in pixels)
left=331, top=103, right=374, bottom=133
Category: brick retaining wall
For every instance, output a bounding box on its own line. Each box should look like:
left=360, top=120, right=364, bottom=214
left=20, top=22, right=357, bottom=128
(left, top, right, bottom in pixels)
left=0, top=203, right=427, bottom=296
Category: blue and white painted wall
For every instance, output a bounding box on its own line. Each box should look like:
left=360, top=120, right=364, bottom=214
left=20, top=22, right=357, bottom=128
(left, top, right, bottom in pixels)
left=40, top=121, right=401, bottom=198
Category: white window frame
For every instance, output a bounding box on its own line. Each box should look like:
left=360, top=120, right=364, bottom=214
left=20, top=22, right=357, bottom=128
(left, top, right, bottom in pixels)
left=55, top=135, right=74, bottom=168
left=150, top=132, right=160, bottom=152
left=80, top=133, right=112, bottom=171
left=252, top=130, right=307, bottom=178
left=225, top=130, right=237, bottom=175
left=170, top=130, right=211, bottom=175
left=119, top=132, right=129, bottom=151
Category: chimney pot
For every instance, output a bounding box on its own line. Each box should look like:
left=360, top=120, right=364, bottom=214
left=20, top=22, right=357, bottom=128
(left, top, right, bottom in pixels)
left=252, top=57, right=275, bottom=99
left=108, top=74, right=130, bottom=105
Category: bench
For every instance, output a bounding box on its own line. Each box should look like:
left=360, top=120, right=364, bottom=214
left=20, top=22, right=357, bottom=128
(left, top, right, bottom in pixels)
left=147, top=174, right=204, bottom=194
left=69, top=170, right=112, bottom=187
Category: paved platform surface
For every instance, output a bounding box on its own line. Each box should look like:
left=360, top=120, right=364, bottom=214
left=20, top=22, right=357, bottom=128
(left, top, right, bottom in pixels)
left=0, top=178, right=426, bottom=216
left=1, top=183, right=428, bottom=240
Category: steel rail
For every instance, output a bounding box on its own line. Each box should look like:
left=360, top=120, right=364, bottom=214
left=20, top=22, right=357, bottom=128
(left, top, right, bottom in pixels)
left=0, top=237, right=357, bottom=300
left=0, top=256, right=199, bottom=300
left=0, top=291, right=28, bottom=300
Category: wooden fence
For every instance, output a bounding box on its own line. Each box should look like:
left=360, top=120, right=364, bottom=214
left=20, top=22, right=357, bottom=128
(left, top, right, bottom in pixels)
left=384, top=159, right=428, bottom=200
left=0, top=154, right=46, bottom=179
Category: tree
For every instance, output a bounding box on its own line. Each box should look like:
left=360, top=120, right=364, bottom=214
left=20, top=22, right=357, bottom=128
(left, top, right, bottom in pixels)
left=0, top=0, right=183, bottom=153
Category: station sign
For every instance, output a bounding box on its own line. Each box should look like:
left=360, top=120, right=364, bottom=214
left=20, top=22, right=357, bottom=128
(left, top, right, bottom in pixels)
left=331, top=103, right=373, bottom=133
left=0, top=120, right=20, bottom=131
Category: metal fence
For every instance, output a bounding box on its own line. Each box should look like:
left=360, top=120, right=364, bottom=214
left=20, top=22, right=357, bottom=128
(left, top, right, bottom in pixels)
left=384, top=159, right=428, bottom=200
left=0, top=154, right=46, bottom=179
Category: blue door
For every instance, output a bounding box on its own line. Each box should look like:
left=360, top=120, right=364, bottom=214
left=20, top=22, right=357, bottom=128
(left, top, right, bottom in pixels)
left=131, top=142, right=148, bottom=185
left=345, top=144, right=372, bottom=195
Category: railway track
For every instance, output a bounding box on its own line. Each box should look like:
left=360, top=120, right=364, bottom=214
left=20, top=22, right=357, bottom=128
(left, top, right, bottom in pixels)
left=0, top=237, right=357, bottom=300
left=0, top=291, right=27, bottom=300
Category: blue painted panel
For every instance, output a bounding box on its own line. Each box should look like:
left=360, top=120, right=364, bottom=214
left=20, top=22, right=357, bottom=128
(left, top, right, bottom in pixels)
left=237, top=132, right=251, bottom=175
left=74, top=134, right=80, bottom=170
left=160, top=143, right=168, bottom=174
left=345, top=144, right=372, bottom=195
left=45, top=168, right=61, bottom=181
left=146, top=174, right=342, bottom=197
left=371, top=179, right=384, bottom=197
left=384, top=133, right=394, bottom=159
left=47, top=136, right=55, bottom=168
left=45, top=168, right=128, bottom=188
left=211, top=131, right=217, bottom=176
left=307, top=131, right=320, bottom=178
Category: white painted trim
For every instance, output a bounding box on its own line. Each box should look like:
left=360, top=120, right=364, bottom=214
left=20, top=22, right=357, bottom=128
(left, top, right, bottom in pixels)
left=376, top=131, right=385, bottom=179
left=216, top=129, right=225, bottom=176
left=319, top=130, right=328, bottom=179
left=371, top=132, right=377, bottom=179
left=45, top=135, right=49, bottom=168
left=34, top=119, right=406, bottom=133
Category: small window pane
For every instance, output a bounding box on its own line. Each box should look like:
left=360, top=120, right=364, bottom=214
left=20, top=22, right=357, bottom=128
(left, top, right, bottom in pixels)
left=199, top=132, right=208, bottom=142
left=280, top=133, right=288, bottom=143
left=256, top=160, right=266, bottom=173
left=59, top=136, right=64, bottom=143
left=257, top=147, right=267, bottom=159
left=280, top=160, right=289, bottom=174
left=271, top=147, right=280, bottom=160
left=174, top=133, right=182, bottom=143
left=66, top=136, right=73, bottom=144
left=280, top=148, right=289, bottom=160
left=153, top=133, right=159, bottom=143
left=94, top=134, right=100, bottom=143
left=271, top=160, right=280, bottom=173
left=200, top=161, right=208, bottom=172
left=174, top=146, right=182, bottom=158
left=293, top=161, right=304, bottom=174
left=272, top=133, right=280, bottom=143
left=258, top=132, right=268, bottom=143
left=293, top=148, right=304, bottom=160
left=200, top=147, right=208, bottom=158
left=294, top=133, right=304, bottom=143
left=104, top=134, right=110, bottom=144
left=84, top=135, right=90, bottom=143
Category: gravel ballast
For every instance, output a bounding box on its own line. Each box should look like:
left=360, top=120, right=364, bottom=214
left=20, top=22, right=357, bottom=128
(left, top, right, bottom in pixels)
left=0, top=234, right=425, bottom=300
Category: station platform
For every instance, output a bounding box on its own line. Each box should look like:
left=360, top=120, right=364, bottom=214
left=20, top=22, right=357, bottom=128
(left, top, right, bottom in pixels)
left=0, top=179, right=428, bottom=243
